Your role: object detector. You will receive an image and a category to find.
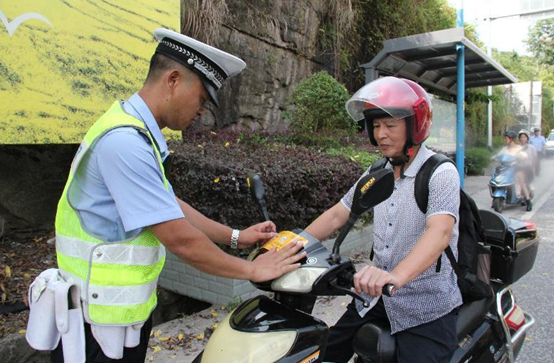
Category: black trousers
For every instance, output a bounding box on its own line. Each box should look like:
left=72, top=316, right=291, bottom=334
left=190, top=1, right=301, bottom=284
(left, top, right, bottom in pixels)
left=51, top=316, right=153, bottom=363
left=323, top=299, right=458, bottom=363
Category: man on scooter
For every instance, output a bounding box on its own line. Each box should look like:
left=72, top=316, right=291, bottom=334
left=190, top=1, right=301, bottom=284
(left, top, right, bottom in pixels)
left=305, top=77, right=462, bottom=363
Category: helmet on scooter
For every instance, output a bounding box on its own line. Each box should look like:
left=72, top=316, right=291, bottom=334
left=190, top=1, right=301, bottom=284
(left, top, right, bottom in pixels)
left=503, top=130, right=517, bottom=140
left=345, top=77, right=433, bottom=148
left=518, top=129, right=531, bottom=141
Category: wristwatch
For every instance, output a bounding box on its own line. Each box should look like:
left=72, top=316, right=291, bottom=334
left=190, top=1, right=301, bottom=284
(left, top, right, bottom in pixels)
left=230, top=229, right=240, bottom=249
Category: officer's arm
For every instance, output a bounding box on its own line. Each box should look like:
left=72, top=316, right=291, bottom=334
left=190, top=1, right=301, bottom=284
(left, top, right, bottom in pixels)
left=391, top=214, right=455, bottom=288
left=175, top=197, right=235, bottom=244
left=149, top=217, right=305, bottom=282
left=174, top=198, right=276, bottom=247
left=304, top=202, right=350, bottom=241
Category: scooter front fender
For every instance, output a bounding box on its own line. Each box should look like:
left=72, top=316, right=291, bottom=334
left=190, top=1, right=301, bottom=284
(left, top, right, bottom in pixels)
left=490, top=187, right=507, bottom=199
left=197, top=295, right=328, bottom=363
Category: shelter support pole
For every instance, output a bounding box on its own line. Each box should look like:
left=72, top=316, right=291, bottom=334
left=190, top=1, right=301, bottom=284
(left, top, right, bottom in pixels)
left=456, top=43, right=465, bottom=189
left=456, top=1, right=465, bottom=188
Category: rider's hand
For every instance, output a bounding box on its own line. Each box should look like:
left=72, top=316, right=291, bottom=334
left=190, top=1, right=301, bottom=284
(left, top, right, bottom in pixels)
left=237, top=221, right=277, bottom=248
left=353, top=265, right=401, bottom=297
left=249, top=241, right=306, bottom=282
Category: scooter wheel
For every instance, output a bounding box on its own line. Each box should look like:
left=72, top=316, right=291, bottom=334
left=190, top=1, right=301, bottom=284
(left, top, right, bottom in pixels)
left=493, top=198, right=504, bottom=213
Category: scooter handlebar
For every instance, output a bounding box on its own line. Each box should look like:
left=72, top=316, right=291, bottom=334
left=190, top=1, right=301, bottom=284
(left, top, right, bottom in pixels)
left=339, top=271, right=395, bottom=297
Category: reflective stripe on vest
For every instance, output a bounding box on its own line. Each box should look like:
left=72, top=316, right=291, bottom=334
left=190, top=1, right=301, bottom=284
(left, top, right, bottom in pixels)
left=55, top=101, right=168, bottom=326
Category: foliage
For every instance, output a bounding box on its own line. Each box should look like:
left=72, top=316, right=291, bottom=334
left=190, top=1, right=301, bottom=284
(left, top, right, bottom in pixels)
left=169, top=131, right=364, bottom=234
left=333, top=0, right=457, bottom=89
left=286, top=71, right=356, bottom=136
left=526, top=19, right=554, bottom=66
left=325, top=145, right=380, bottom=168
left=493, top=50, right=554, bottom=133
left=465, top=147, right=492, bottom=176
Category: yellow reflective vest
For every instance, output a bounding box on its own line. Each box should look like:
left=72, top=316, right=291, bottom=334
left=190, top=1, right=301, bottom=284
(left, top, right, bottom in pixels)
left=55, top=101, right=167, bottom=326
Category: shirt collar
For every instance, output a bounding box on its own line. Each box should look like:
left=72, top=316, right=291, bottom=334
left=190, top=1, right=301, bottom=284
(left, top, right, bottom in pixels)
left=123, top=93, right=169, bottom=160
left=403, top=145, right=433, bottom=178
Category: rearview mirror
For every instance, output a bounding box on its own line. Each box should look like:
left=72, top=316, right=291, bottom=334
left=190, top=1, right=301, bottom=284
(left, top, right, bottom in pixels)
left=350, top=168, right=395, bottom=217
left=247, top=172, right=270, bottom=221
left=331, top=168, right=394, bottom=260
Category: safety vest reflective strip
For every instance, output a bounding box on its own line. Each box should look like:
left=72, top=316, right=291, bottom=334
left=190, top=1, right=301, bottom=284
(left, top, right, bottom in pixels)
left=55, top=101, right=168, bottom=326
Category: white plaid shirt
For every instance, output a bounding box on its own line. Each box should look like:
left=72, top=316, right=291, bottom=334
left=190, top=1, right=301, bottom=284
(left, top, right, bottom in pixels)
left=341, top=146, right=463, bottom=333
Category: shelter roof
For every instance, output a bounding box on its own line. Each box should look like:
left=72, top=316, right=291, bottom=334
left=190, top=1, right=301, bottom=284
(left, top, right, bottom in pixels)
left=361, top=27, right=517, bottom=95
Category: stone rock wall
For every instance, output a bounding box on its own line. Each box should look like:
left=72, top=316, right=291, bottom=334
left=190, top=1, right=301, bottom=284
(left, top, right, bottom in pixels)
left=191, top=0, right=332, bottom=133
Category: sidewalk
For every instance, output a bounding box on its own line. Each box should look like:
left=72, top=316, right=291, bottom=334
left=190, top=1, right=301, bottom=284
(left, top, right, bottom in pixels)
left=146, top=174, right=494, bottom=362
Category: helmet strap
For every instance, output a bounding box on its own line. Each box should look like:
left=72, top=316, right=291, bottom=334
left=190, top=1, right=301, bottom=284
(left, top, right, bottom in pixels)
left=388, top=144, right=412, bottom=178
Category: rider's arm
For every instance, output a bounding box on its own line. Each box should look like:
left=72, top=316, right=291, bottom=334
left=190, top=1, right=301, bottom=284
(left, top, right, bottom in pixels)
left=393, top=164, right=459, bottom=287
left=353, top=214, right=455, bottom=296
left=304, top=202, right=350, bottom=241
left=391, top=214, right=455, bottom=287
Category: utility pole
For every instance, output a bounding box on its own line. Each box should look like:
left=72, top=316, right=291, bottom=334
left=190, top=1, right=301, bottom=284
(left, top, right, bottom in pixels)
left=529, top=81, right=533, bottom=130
left=487, top=0, right=493, bottom=150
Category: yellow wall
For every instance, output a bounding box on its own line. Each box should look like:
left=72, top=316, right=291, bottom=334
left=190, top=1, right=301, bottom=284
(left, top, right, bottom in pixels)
left=0, top=0, right=180, bottom=144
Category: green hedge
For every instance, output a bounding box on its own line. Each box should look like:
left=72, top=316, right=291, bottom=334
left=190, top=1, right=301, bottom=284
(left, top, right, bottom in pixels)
left=285, top=71, right=355, bottom=137
left=168, top=132, right=364, bottom=233
left=465, top=147, right=493, bottom=175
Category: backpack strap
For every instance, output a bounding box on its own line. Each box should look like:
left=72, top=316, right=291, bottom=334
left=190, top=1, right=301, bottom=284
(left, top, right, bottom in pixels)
left=414, top=153, right=454, bottom=214
left=414, top=153, right=455, bottom=272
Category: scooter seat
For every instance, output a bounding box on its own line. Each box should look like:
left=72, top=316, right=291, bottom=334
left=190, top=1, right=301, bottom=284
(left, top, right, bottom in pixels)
left=352, top=295, right=494, bottom=363
left=456, top=295, right=494, bottom=341
left=353, top=319, right=396, bottom=363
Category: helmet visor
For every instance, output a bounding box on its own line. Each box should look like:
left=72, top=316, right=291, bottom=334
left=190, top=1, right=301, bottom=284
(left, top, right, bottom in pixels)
left=346, top=77, right=420, bottom=122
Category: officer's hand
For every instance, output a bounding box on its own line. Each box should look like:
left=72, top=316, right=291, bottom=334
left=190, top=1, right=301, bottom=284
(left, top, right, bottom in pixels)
left=249, top=241, right=306, bottom=282
left=354, top=266, right=401, bottom=297
left=238, top=221, right=277, bottom=248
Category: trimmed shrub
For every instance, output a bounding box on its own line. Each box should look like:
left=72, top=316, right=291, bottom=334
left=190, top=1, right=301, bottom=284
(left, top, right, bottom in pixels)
left=168, top=132, right=364, bottom=233
left=286, top=71, right=355, bottom=137
left=465, top=147, right=492, bottom=175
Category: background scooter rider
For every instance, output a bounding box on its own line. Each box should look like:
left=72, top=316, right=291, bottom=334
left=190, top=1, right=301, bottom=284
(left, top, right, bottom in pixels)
left=49, top=29, right=306, bottom=363
left=495, top=130, right=532, bottom=211
left=518, top=129, right=537, bottom=200
left=305, top=77, right=462, bottom=363
left=530, top=127, right=546, bottom=176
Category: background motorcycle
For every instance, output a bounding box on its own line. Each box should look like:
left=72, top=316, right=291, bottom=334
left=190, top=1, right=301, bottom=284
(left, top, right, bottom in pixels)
left=489, top=154, right=530, bottom=213
left=193, top=168, right=538, bottom=363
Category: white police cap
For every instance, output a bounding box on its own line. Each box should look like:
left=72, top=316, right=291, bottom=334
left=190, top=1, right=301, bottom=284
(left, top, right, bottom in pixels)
left=154, top=28, right=246, bottom=107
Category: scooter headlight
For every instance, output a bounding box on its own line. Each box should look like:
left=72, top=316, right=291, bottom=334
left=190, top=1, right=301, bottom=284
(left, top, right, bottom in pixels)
left=271, top=267, right=327, bottom=293
left=494, top=174, right=505, bottom=184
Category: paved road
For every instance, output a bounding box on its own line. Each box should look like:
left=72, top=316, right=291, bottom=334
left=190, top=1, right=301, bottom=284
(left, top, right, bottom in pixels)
left=465, top=158, right=554, bottom=362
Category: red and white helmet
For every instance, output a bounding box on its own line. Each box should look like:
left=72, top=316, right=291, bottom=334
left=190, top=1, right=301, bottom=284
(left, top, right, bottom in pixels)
left=346, top=77, right=433, bottom=148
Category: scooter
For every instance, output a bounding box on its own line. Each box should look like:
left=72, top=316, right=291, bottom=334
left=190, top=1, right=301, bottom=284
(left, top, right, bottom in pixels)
left=193, top=168, right=539, bottom=363
left=489, top=154, right=530, bottom=213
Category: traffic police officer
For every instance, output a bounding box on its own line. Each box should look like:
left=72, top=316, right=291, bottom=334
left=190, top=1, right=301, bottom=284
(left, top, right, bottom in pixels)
left=50, top=28, right=306, bottom=362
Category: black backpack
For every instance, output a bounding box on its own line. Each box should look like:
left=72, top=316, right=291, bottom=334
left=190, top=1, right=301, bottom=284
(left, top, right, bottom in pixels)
left=371, top=154, right=492, bottom=303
